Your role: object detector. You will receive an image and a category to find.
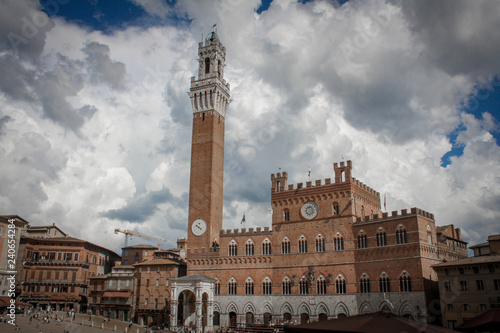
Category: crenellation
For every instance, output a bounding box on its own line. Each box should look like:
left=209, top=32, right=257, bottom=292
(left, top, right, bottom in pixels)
left=315, top=179, right=321, bottom=186
left=325, top=178, right=331, bottom=184
left=288, top=184, right=294, bottom=190
left=355, top=207, right=436, bottom=224
left=306, top=181, right=312, bottom=188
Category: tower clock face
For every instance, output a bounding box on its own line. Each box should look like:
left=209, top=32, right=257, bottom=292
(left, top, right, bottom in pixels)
left=301, top=201, right=319, bottom=220
left=191, top=218, right=207, bottom=236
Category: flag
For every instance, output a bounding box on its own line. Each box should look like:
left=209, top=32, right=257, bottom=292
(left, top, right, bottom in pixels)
left=241, top=213, right=246, bottom=224
left=308, top=167, right=311, bottom=178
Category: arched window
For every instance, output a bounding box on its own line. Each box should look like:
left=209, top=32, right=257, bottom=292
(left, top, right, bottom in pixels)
left=217, top=60, right=221, bottom=77
left=262, top=239, right=272, bottom=255
left=205, top=57, right=210, bottom=74
left=427, top=225, right=433, bottom=244
left=263, top=277, right=272, bottom=295
left=215, top=279, right=221, bottom=295
left=229, top=278, right=237, bottom=295
left=361, top=205, right=365, bottom=219
left=284, top=209, right=290, bottom=221
left=333, top=203, right=340, bottom=216
left=245, top=239, right=255, bottom=256
left=299, top=276, right=309, bottom=295
left=213, top=311, right=220, bottom=326
left=245, top=277, right=254, bottom=295
left=317, top=276, right=327, bottom=295
left=282, top=237, right=290, bottom=254
left=316, top=234, right=325, bottom=252
left=377, top=228, right=387, bottom=247
left=299, top=235, right=308, bottom=253
left=379, top=272, right=390, bottom=292
left=360, top=273, right=370, bottom=293
left=399, top=271, right=412, bottom=292
left=336, top=275, right=346, bottom=294
left=358, top=231, right=367, bottom=249
left=334, top=232, right=344, bottom=251
left=229, top=240, right=238, bottom=256
left=396, top=225, right=408, bottom=244
left=282, top=277, right=291, bottom=295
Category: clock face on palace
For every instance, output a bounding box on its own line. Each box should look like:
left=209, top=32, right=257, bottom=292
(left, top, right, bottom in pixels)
left=301, top=201, right=319, bottom=220
left=191, top=218, right=207, bottom=236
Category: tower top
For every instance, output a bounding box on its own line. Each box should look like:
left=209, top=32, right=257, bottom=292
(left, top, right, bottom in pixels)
left=188, top=31, right=230, bottom=117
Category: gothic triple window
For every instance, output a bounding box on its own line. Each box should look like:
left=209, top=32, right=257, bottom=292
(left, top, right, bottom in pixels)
left=299, top=276, right=309, bottom=295
left=282, top=277, right=291, bottom=295
left=229, top=240, right=238, bottom=256
left=245, top=277, right=254, bottom=295
left=400, top=271, right=412, bottom=292
left=317, top=276, right=327, bottom=294
left=282, top=237, right=291, bottom=254
left=336, top=275, right=346, bottom=294
left=245, top=239, right=255, bottom=256
left=229, top=278, right=237, bottom=295
left=334, top=232, right=344, bottom=251
left=360, top=274, right=370, bottom=293
left=358, top=231, right=368, bottom=249
left=263, top=277, right=272, bottom=295
left=215, top=280, right=221, bottom=295
left=379, top=272, right=390, bottom=292
left=262, top=239, right=272, bottom=255
left=316, top=234, right=325, bottom=252
left=299, top=236, right=308, bottom=253
left=396, top=225, right=408, bottom=244
left=377, top=228, right=387, bottom=247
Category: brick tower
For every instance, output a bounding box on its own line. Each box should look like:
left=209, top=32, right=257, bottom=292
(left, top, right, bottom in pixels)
left=187, top=32, right=230, bottom=253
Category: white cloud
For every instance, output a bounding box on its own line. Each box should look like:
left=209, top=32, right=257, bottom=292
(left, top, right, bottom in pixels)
left=0, top=0, right=499, bottom=253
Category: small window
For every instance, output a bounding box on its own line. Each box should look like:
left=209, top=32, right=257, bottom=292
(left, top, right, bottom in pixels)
left=205, top=57, right=210, bottom=74
left=460, top=281, right=468, bottom=291
left=284, top=209, right=290, bottom=221
left=473, top=267, right=479, bottom=274
left=476, top=280, right=484, bottom=291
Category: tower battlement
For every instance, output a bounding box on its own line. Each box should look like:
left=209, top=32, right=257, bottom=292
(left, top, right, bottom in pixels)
left=354, top=207, right=434, bottom=223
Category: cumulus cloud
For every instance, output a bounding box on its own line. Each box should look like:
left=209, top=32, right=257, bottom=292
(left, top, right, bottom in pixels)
left=0, top=0, right=499, bottom=252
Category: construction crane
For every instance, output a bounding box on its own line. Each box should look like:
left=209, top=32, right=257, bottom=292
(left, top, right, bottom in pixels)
left=114, top=228, right=171, bottom=248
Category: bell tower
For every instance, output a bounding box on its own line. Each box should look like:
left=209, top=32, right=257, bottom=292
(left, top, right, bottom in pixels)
left=187, top=32, right=230, bottom=253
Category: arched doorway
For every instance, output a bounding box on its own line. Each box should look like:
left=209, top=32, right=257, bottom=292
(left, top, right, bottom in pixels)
left=263, top=312, right=272, bottom=326
left=318, top=313, right=328, bottom=321
left=246, top=312, right=254, bottom=325
left=213, top=311, right=220, bottom=326
left=177, top=290, right=197, bottom=328
left=300, top=313, right=309, bottom=324
left=283, top=312, right=292, bottom=323
left=229, top=312, right=237, bottom=327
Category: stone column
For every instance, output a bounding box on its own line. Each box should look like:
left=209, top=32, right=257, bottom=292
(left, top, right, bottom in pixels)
left=206, top=300, right=214, bottom=333
left=195, top=285, right=203, bottom=332
left=170, top=300, right=178, bottom=330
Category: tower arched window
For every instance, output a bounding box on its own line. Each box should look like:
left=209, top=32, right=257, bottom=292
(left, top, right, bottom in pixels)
left=284, top=209, right=290, bottom=221
left=299, top=276, right=309, bottom=295
left=379, top=272, right=390, bottom=292
left=396, top=225, right=408, bottom=244
left=399, top=271, right=412, bottom=292
left=205, top=57, right=210, bottom=74
left=229, top=240, right=238, bottom=256
left=299, top=236, right=308, bottom=253
left=334, top=232, right=344, bottom=251
left=336, top=275, right=346, bottom=294
left=262, top=239, right=272, bottom=255
left=245, top=277, right=254, bottom=295
left=245, top=239, right=255, bottom=256
left=228, top=278, right=237, bottom=295
left=217, top=60, right=221, bottom=77
left=333, top=203, right=340, bottom=216
left=358, top=231, right=367, bottom=249
left=317, top=276, right=327, bottom=295
left=360, top=273, right=370, bottom=293
left=316, top=234, right=325, bottom=252
left=282, top=237, right=290, bottom=254
left=377, top=228, right=387, bottom=247
left=263, top=277, right=272, bottom=295
left=215, top=279, right=221, bottom=295
left=282, top=277, right=291, bottom=295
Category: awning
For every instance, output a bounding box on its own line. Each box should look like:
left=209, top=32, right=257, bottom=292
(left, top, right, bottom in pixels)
left=102, top=292, right=132, bottom=298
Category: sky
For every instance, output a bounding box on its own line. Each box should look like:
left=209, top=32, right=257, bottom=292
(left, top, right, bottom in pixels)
left=1, top=0, right=499, bottom=254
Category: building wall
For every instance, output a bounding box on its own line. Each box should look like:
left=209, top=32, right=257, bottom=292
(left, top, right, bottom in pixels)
left=19, top=236, right=120, bottom=312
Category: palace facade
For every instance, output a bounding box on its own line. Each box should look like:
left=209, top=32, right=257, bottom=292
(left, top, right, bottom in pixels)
left=172, top=32, right=468, bottom=332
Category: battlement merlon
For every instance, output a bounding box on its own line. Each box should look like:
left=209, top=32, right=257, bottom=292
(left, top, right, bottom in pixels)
left=220, top=226, right=271, bottom=236
left=271, top=172, right=288, bottom=193
left=354, top=207, right=435, bottom=224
